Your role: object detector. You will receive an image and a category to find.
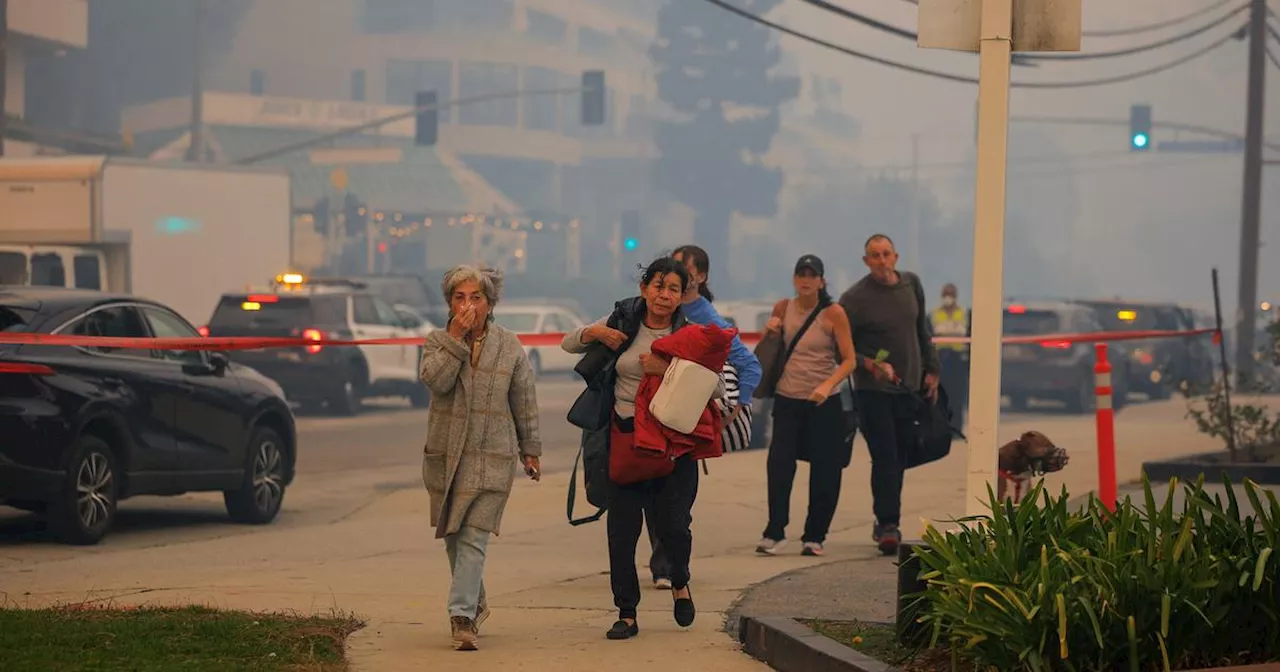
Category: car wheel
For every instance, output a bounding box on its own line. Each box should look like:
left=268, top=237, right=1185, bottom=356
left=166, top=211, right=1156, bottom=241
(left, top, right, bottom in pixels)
left=528, top=351, right=542, bottom=379
left=224, top=427, right=287, bottom=525
left=329, top=365, right=365, bottom=417
left=408, top=385, right=430, bottom=408
left=48, top=435, right=118, bottom=546
left=1066, top=378, right=1096, bottom=414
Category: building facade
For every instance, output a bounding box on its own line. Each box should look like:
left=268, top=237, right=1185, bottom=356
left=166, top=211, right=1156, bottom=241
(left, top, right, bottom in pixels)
left=1, top=0, right=95, bottom=156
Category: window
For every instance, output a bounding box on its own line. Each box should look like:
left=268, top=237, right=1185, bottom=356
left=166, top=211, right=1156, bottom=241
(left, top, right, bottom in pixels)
left=0, top=252, right=26, bottom=285
left=493, top=312, right=539, bottom=332
left=250, top=69, right=265, bottom=96
left=361, top=0, right=436, bottom=33
left=371, top=297, right=401, bottom=326
left=352, top=295, right=381, bottom=325
left=142, top=306, right=205, bottom=365
left=523, top=67, right=559, bottom=131
left=395, top=308, right=423, bottom=329
left=66, top=306, right=152, bottom=358
left=438, top=0, right=513, bottom=30
left=208, top=295, right=315, bottom=330
left=0, top=305, right=35, bottom=333
left=386, top=59, right=453, bottom=121
left=30, top=253, right=65, bottom=287
left=458, top=62, right=518, bottom=127
left=73, top=254, right=101, bottom=290
left=311, top=296, right=349, bottom=326
left=525, top=9, right=566, bottom=44
left=351, top=69, right=367, bottom=102
left=577, top=27, right=614, bottom=57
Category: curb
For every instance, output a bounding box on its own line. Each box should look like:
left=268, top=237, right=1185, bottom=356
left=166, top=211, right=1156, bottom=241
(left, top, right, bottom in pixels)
left=737, top=615, right=898, bottom=672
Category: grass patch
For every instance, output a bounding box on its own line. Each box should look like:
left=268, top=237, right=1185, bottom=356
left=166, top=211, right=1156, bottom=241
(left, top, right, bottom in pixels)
left=803, top=619, right=972, bottom=672
left=0, top=604, right=364, bottom=671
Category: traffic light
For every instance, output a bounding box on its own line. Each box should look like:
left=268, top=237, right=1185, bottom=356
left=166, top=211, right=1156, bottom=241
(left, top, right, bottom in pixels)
left=582, top=71, right=605, bottom=126
left=620, top=211, right=640, bottom=253
left=415, top=90, right=438, bottom=146
left=344, top=193, right=365, bottom=237
left=313, top=196, right=330, bottom=235
left=1129, top=104, right=1152, bottom=151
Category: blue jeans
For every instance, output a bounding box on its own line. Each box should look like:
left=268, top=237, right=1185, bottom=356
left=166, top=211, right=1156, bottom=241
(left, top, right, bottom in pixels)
left=444, top=525, right=490, bottom=619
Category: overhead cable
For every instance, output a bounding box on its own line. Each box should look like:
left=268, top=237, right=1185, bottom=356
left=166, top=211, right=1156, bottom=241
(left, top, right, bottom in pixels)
left=700, top=0, right=1242, bottom=89
left=893, top=0, right=1239, bottom=39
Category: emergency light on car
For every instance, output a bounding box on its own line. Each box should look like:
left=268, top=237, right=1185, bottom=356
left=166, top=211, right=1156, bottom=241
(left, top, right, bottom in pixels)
left=242, top=301, right=262, bottom=311
left=1116, top=310, right=1137, bottom=322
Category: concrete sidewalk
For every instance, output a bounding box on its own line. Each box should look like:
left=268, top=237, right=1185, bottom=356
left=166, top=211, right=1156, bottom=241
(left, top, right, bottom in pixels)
left=0, top=400, right=1217, bottom=671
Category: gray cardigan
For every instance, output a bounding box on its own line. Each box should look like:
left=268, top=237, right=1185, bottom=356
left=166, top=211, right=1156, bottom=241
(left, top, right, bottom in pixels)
left=419, top=324, right=541, bottom=538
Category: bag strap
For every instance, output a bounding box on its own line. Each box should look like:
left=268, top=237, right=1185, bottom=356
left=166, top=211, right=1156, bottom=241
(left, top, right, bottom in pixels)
left=781, top=297, right=828, bottom=367
left=566, top=444, right=605, bottom=526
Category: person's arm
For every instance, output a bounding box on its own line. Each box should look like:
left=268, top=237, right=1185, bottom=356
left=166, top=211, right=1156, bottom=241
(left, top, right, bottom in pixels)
left=822, top=305, right=859, bottom=390
left=508, top=337, right=543, bottom=458
left=694, top=301, right=762, bottom=403
left=561, top=315, right=608, bottom=353
left=912, top=274, right=942, bottom=375
left=419, top=328, right=468, bottom=395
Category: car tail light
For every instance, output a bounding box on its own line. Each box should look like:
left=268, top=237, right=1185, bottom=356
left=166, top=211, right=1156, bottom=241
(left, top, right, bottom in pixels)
left=197, top=325, right=210, bottom=337
left=1039, top=340, right=1072, bottom=349
left=302, top=328, right=323, bottom=354
left=0, top=362, right=55, bottom=375
left=246, top=294, right=280, bottom=303
left=1007, top=305, right=1027, bottom=314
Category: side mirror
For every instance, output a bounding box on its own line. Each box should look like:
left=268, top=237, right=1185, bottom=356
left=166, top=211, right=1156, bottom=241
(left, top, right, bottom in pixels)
left=209, top=351, right=230, bottom=375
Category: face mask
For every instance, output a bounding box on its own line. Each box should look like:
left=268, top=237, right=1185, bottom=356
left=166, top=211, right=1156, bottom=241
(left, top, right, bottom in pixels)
left=942, top=297, right=956, bottom=308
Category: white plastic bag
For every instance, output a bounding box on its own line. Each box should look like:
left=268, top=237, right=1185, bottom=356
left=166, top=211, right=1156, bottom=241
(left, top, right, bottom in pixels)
left=649, top=357, right=721, bottom=434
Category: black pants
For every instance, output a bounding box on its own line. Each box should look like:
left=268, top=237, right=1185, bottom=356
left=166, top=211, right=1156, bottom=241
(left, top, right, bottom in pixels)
left=856, top=390, right=907, bottom=527
left=762, top=395, right=847, bottom=544
left=939, top=349, right=969, bottom=431
left=606, top=451, right=699, bottom=620
left=645, top=495, right=670, bottom=580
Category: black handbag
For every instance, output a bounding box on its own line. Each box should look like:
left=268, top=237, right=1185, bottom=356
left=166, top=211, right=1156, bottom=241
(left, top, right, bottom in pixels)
left=898, top=383, right=965, bottom=470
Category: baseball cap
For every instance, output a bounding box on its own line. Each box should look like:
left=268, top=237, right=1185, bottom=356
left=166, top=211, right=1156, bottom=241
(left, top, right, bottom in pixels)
left=794, top=254, right=825, bottom=276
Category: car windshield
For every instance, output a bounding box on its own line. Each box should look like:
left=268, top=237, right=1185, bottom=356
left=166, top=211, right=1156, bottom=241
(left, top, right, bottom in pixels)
left=494, top=312, right=540, bottom=332
left=209, top=295, right=314, bottom=328
left=1004, top=310, right=1061, bottom=335
left=0, top=305, right=35, bottom=333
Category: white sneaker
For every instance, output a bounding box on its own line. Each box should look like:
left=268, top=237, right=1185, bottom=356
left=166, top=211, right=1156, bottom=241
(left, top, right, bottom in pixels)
left=653, top=577, right=673, bottom=589
left=755, top=538, right=788, bottom=555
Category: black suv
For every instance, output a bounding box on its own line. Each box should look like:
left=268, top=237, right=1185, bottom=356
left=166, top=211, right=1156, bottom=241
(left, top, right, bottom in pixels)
left=203, top=282, right=429, bottom=416
left=1, top=288, right=296, bottom=545
left=1001, top=300, right=1130, bottom=414
left=1073, top=300, right=1215, bottom=399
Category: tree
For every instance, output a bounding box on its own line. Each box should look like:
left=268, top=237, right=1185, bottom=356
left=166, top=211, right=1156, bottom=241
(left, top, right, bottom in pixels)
left=649, top=0, right=799, bottom=284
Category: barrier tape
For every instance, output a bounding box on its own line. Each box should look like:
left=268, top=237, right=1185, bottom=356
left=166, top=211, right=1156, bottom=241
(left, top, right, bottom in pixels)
left=0, top=327, right=1219, bottom=352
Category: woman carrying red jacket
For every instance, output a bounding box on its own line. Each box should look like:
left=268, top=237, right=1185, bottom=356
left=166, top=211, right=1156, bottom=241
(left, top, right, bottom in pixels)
left=561, top=256, right=726, bottom=641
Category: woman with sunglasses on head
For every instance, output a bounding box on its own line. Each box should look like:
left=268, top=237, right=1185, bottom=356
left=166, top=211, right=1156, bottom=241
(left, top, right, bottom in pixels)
left=755, top=254, right=857, bottom=558
left=561, top=256, right=726, bottom=640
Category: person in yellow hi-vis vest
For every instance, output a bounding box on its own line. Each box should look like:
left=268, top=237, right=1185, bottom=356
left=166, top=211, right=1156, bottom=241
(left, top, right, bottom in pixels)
left=930, top=283, right=970, bottom=431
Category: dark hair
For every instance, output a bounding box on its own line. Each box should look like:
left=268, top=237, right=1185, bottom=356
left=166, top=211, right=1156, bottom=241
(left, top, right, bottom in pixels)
left=864, top=233, right=895, bottom=251
left=636, top=256, right=689, bottom=294
left=818, top=286, right=833, bottom=306
left=672, top=244, right=714, bottom=302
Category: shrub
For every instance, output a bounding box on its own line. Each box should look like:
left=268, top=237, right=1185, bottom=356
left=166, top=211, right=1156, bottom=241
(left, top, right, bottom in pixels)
left=911, top=476, right=1280, bottom=671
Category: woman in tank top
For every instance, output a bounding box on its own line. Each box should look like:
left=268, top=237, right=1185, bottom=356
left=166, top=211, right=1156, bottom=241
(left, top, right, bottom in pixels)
left=755, top=254, right=857, bottom=557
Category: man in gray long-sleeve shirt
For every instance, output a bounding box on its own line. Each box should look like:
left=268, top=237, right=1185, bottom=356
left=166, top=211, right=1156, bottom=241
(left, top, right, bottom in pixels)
left=838, top=233, right=940, bottom=556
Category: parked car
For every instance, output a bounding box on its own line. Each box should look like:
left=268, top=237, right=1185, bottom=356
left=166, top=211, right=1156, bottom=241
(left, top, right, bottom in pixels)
left=203, top=275, right=433, bottom=415
left=0, top=287, right=297, bottom=545
left=1001, top=300, right=1131, bottom=414
left=1072, top=299, right=1216, bottom=399
left=492, top=301, right=588, bottom=377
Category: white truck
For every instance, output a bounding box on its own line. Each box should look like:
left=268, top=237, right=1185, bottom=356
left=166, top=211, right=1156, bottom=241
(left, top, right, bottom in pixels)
left=0, top=157, right=293, bottom=325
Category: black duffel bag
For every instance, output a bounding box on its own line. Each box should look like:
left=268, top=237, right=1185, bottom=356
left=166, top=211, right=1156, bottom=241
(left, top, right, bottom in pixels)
left=895, top=382, right=965, bottom=470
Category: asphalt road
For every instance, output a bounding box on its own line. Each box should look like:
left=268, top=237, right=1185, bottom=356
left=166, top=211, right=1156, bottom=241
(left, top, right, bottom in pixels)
left=0, top=378, right=1165, bottom=557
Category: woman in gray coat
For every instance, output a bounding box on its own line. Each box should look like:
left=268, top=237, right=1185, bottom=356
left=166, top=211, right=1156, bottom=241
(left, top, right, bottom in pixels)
left=419, top=265, right=543, bottom=651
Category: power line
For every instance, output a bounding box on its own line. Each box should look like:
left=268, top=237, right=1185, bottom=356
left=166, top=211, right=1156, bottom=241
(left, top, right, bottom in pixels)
left=1080, top=0, right=1241, bottom=37
left=700, top=0, right=1242, bottom=89
left=1011, top=115, right=1280, bottom=152
left=811, top=0, right=1247, bottom=62
left=1030, top=2, right=1249, bottom=60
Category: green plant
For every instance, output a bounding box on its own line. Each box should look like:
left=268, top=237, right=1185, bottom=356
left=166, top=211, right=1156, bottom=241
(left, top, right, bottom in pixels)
left=910, top=476, right=1280, bottom=671
left=1184, top=379, right=1280, bottom=462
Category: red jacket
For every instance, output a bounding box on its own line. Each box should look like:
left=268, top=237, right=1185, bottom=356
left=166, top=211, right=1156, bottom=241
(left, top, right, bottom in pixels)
left=633, top=323, right=736, bottom=462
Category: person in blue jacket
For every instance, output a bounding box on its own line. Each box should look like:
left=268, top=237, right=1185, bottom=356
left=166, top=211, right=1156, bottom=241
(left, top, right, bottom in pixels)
left=642, top=244, right=763, bottom=589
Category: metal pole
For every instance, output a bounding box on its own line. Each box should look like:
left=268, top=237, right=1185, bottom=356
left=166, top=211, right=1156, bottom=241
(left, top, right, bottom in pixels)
left=1233, top=0, right=1268, bottom=388
left=963, top=0, right=1013, bottom=518
left=184, top=0, right=205, bottom=162
left=0, top=0, right=8, bottom=157
left=1212, top=268, right=1239, bottom=461
left=908, top=133, right=920, bottom=271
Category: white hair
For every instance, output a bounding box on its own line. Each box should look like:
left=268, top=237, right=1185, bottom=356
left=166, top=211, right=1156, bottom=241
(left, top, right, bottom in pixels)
left=441, top=265, right=503, bottom=310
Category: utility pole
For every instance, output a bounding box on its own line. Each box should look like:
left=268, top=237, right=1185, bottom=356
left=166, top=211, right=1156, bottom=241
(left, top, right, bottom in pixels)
left=908, top=133, right=921, bottom=271
left=185, top=0, right=205, bottom=162
left=0, top=0, right=9, bottom=158
left=1234, top=0, right=1268, bottom=388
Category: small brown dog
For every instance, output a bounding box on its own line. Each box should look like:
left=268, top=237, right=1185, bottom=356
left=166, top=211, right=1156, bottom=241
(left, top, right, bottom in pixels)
left=997, top=430, right=1069, bottom=502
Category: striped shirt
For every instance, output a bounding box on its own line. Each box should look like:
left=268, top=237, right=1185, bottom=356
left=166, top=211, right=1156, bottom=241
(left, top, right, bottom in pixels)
left=716, top=363, right=754, bottom=452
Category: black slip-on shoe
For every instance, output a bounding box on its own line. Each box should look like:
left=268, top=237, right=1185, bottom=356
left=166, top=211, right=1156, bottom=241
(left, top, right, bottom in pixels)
left=673, top=588, right=696, bottom=628
left=607, top=619, right=639, bottom=640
